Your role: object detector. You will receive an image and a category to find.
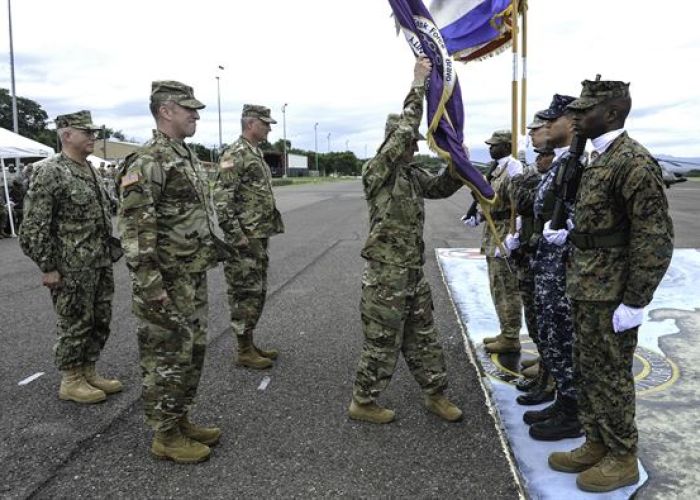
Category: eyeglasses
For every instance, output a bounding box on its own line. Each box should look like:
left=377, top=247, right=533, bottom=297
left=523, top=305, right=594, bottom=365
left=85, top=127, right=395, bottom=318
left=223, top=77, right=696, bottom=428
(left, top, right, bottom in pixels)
left=76, top=129, right=99, bottom=138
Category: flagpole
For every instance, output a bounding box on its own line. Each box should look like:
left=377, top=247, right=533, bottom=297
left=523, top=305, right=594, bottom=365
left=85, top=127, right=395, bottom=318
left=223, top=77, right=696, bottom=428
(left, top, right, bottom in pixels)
left=520, top=0, right=527, bottom=137
left=510, top=0, right=519, bottom=158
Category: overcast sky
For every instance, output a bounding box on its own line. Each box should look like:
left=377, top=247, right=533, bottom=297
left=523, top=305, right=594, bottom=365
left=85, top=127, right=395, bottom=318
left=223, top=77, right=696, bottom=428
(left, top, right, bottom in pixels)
left=1, top=1, right=698, bottom=161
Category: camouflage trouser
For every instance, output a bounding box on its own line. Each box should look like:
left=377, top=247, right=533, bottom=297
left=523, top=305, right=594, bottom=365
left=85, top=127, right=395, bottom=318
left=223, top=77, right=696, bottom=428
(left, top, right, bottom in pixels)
left=353, top=260, right=447, bottom=404
left=486, top=256, right=522, bottom=340
left=573, top=300, right=638, bottom=454
left=0, top=202, right=8, bottom=235
left=223, top=238, right=269, bottom=338
left=50, top=267, right=114, bottom=370
left=533, top=245, right=576, bottom=398
left=133, top=270, right=208, bottom=432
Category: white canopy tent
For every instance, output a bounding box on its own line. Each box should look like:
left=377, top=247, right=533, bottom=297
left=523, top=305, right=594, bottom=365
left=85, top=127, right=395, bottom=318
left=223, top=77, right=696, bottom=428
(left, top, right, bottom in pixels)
left=0, top=127, right=55, bottom=237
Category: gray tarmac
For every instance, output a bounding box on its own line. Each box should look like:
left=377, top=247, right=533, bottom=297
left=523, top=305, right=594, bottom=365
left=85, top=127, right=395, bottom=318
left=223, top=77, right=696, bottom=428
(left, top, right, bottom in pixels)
left=0, top=179, right=518, bottom=499
left=0, top=178, right=697, bottom=499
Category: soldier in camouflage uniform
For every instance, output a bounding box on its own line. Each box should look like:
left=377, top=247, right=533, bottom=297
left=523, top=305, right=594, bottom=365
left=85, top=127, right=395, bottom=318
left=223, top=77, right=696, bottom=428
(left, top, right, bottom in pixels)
left=548, top=79, right=674, bottom=492
left=214, top=104, right=284, bottom=370
left=349, top=58, right=463, bottom=425
left=118, top=81, right=224, bottom=464
left=19, top=111, right=122, bottom=404
left=523, top=95, right=584, bottom=439
left=467, top=130, right=523, bottom=354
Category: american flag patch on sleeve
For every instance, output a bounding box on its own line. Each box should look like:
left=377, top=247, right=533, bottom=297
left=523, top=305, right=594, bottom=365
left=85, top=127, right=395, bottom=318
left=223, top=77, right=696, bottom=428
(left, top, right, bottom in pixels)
left=121, top=171, right=140, bottom=188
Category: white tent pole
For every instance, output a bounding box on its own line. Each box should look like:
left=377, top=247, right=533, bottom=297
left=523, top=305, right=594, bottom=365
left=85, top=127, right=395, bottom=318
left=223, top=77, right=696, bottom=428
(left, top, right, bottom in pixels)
left=1, top=158, right=16, bottom=237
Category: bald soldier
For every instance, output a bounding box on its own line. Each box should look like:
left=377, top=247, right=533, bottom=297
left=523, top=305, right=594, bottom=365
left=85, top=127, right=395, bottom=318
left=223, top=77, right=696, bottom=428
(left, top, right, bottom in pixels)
left=118, top=81, right=225, bottom=463
left=214, top=104, right=284, bottom=370
left=349, top=58, right=463, bottom=424
left=548, top=79, right=673, bottom=492
left=20, top=111, right=122, bottom=404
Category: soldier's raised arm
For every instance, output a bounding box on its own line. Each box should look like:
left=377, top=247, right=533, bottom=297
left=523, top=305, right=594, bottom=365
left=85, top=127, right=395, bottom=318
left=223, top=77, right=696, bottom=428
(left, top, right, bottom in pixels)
left=363, top=57, right=431, bottom=198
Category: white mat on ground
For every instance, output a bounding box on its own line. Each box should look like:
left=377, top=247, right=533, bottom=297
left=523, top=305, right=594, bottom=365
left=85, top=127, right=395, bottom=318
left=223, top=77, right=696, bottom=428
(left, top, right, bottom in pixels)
left=436, top=247, right=680, bottom=499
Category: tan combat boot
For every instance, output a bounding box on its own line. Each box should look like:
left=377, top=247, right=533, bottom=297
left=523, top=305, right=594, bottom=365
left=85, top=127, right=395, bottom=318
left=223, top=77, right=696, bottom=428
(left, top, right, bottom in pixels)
left=348, top=399, right=395, bottom=424
left=254, top=344, right=279, bottom=360
left=576, top=452, right=639, bottom=493
left=424, top=393, right=463, bottom=422
left=59, top=367, right=106, bottom=404
left=520, top=356, right=539, bottom=369
left=179, top=416, right=221, bottom=446
left=482, top=333, right=504, bottom=344
left=236, top=335, right=273, bottom=369
left=83, top=363, right=123, bottom=394
left=549, top=439, right=608, bottom=473
left=521, top=362, right=539, bottom=379
left=484, top=337, right=521, bottom=354
left=151, top=427, right=211, bottom=464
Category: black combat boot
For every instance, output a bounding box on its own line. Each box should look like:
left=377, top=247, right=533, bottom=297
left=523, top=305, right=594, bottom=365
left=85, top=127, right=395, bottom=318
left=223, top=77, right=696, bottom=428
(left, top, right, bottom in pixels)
left=529, top=395, right=583, bottom=441
left=516, top=373, right=554, bottom=405
left=523, top=398, right=561, bottom=425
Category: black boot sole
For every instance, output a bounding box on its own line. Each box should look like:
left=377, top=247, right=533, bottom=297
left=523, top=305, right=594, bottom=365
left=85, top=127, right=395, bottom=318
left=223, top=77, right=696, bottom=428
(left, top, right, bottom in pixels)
left=529, top=424, right=584, bottom=441
left=516, top=391, right=555, bottom=406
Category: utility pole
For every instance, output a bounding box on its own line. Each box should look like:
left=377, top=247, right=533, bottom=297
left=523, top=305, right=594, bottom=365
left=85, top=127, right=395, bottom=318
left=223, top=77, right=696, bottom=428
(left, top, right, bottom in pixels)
left=314, top=122, right=319, bottom=174
left=216, top=65, right=224, bottom=152
left=282, top=103, right=288, bottom=177
left=327, top=132, right=331, bottom=152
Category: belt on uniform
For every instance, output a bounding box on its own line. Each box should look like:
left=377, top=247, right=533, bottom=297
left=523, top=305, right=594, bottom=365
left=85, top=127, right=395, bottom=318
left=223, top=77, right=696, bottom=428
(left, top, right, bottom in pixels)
left=569, top=230, right=629, bottom=249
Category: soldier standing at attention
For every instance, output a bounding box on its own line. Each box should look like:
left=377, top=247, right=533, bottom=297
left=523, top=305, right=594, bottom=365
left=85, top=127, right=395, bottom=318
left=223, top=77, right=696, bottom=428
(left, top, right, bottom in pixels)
left=118, top=81, right=222, bottom=464
left=349, top=58, right=463, bottom=424
left=523, top=95, right=583, bottom=437
left=214, top=105, right=284, bottom=370
left=465, top=130, right=524, bottom=354
left=20, top=111, right=122, bottom=404
left=548, top=79, right=673, bottom=492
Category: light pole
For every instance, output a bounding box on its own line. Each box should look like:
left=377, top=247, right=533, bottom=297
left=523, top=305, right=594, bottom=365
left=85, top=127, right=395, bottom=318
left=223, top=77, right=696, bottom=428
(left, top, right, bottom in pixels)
left=345, top=139, right=349, bottom=151
left=282, top=103, right=288, bottom=177
left=216, top=65, right=224, bottom=154
left=327, top=132, right=331, bottom=152
left=314, top=122, right=319, bottom=175
left=7, top=0, right=18, bottom=135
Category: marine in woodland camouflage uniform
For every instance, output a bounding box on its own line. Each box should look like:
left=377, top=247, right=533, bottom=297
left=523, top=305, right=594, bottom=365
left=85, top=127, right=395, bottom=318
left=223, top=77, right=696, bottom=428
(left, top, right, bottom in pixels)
left=548, top=79, right=674, bottom=492
left=118, top=81, right=224, bottom=463
left=480, top=130, right=523, bottom=354
left=214, top=104, right=284, bottom=369
left=349, top=58, right=464, bottom=425
left=20, top=110, right=121, bottom=404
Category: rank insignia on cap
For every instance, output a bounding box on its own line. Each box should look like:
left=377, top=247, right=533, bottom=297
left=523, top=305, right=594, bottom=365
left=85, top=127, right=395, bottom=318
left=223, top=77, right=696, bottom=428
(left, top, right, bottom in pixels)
left=121, top=171, right=140, bottom=188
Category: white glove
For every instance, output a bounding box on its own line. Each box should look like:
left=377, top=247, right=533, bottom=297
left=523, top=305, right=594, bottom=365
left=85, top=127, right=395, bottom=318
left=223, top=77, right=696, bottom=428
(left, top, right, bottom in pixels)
left=506, top=160, right=523, bottom=178
left=515, top=215, right=522, bottom=232
left=461, top=215, right=479, bottom=228
left=494, top=246, right=509, bottom=258
left=504, top=233, right=520, bottom=251
left=612, top=303, right=644, bottom=333
left=543, top=219, right=573, bottom=246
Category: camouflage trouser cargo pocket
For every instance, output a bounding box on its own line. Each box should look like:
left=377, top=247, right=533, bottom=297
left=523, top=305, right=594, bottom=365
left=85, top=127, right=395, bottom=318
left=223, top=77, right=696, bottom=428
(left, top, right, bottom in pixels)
left=359, top=261, right=410, bottom=331
left=52, top=276, right=83, bottom=318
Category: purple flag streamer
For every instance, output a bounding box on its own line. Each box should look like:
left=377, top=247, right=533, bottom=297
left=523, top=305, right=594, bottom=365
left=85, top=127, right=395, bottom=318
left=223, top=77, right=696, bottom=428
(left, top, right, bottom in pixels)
left=388, top=0, right=495, bottom=203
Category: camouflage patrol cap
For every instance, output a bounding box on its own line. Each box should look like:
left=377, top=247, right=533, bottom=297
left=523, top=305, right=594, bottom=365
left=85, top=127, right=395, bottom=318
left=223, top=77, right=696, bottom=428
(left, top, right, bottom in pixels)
left=150, top=80, right=205, bottom=110
left=485, top=129, right=512, bottom=145
left=55, top=110, right=101, bottom=130
left=537, top=94, right=576, bottom=120
left=527, top=115, right=546, bottom=130
left=242, top=104, right=277, bottom=124
left=567, top=79, right=630, bottom=111
left=384, top=113, right=425, bottom=140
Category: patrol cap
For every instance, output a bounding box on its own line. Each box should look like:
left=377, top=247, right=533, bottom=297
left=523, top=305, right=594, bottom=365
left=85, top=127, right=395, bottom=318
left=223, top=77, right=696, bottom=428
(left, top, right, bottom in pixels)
left=242, top=104, right=277, bottom=124
left=384, top=113, right=425, bottom=140
left=534, top=146, right=554, bottom=155
left=485, top=129, right=512, bottom=145
left=527, top=114, right=546, bottom=130
left=568, top=78, right=630, bottom=111
left=536, top=94, right=576, bottom=120
left=55, top=110, right=101, bottom=130
left=150, top=80, right=205, bottom=110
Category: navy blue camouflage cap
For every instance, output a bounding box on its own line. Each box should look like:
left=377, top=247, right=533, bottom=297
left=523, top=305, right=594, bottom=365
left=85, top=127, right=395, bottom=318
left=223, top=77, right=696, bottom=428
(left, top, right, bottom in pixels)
left=568, top=79, right=630, bottom=111
left=150, top=80, right=205, bottom=110
left=536, top=94, right=576, bottom=120
left=55, top=110, right=101, bottom=130
left=485, top=129, right=512, bottom=145
left=243, top=104, right=277, bottom=124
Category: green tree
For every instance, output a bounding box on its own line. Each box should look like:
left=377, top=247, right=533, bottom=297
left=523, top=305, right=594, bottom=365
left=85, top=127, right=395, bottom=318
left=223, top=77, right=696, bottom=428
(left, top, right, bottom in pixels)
left=318, top=151, right=361, bottom=176
left=0, top=88, right=52, bottom=147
